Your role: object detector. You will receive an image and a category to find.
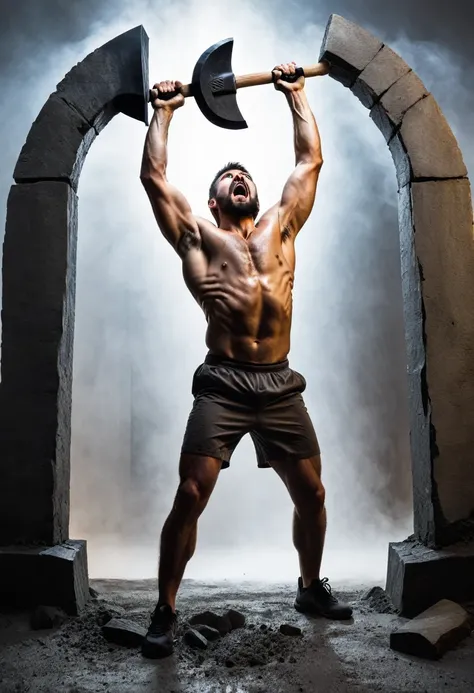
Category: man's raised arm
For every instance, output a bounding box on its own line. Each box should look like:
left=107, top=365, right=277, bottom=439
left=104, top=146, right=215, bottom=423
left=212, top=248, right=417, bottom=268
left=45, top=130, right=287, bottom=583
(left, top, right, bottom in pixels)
left=140, top=80, right=201, bottom=257
left=274, top=62, right=323, bottom=237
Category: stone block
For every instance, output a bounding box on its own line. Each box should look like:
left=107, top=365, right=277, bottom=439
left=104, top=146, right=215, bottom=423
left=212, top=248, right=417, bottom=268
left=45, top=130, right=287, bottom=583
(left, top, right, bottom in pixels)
left=371, top=71, right=429, bottom=141
left=13, top=94, right=96, bottom=191
left=397, top=179, right=474, bottom=543
left=55, top=25, right=149, bottom=130
left=189, top=610, right=232, bottom=635
left=195, top=624, right=221, bottom=641
left=410, top=180, right=474, bottom=526
left=225, top=608, right=246, bottom=629
left=352, top=45, right=410, bottom=109
left=0, top=182, right=77, bottom=545
left=389, top=95, right=467, bottom=187
left=390, top=599, right=473, bottom=659
left=184, top=628, right=208, bottom=650
left=102, top=618, right=146, bottom=647
left=319, top=14, right=383, bottom=87
left=0, top=540, right=89, bottom=615
left=386, top=539, right=474, bottom=617
left=2, top=182, right=78, bottom=321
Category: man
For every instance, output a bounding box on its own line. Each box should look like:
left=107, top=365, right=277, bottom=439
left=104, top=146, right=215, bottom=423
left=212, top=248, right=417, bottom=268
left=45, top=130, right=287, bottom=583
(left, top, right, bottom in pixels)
left=139, top=61, right=352, bottom=659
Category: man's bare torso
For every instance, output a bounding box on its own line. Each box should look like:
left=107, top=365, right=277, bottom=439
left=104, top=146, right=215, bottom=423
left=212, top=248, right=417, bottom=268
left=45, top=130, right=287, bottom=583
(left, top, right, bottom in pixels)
left=182, top=213, right=295, bottom=364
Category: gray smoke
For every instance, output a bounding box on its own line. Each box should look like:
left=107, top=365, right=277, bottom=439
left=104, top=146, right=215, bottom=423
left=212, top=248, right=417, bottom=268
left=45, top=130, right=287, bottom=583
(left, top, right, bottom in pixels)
left=0, top=1, right=471, bottom=582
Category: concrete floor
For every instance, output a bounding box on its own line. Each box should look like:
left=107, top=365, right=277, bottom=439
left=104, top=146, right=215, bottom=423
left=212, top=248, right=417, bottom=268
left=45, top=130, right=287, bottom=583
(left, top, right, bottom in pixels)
left=0, top=579, right=473, bottom=692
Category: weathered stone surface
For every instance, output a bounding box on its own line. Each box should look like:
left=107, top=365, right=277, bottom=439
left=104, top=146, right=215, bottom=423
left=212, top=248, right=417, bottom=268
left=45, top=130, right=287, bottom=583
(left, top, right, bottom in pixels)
left=410, top=180, right=474, bottom=526
left=102, top=618, right=146, bottom=647
left=390, top=599, right=473, bottom=659
left=371, top=71, right=429, bottom=141
left=225, top=609, right=246, bottom=629
left=195, top=624, right=221, bottom=641
left=352, top=45, right=410, bottom=109
left=279, top=623, right=302, bottom=637
left=0, top=182, right=77, bottom=546
left=184, top=628, right=208, bottom=650
left=13, top=95, right=96, bottom=191
left=389, top=95, right=468, bottom=187
left=189, top=610, right=232, bottom=635
left=0, top=540, right=89, bottom=615
left=56, top=25, right=149, bottom=130
left=30, top=605, right=67, bottom=630
left=386, top=539, right=474, bottom=616
left=319, top=14, right=383, bottom=87
left=397, top=179, right=474, bottom=541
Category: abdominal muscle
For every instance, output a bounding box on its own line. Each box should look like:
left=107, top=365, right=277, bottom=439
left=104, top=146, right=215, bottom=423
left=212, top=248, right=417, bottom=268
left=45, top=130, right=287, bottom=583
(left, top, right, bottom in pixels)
left=184, top=258, right=294, bottom=364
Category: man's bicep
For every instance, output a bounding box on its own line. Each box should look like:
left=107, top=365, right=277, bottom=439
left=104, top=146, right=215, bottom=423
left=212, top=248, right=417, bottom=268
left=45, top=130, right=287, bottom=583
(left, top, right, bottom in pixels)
left=142, top=177, right=200, bottom=252
left=280, top=161, right=321, bottom=234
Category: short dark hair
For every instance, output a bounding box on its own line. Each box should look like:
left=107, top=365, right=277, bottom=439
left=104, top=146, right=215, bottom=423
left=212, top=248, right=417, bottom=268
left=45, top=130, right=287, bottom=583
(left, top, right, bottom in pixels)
left=208, top=162, right=253, bottom=200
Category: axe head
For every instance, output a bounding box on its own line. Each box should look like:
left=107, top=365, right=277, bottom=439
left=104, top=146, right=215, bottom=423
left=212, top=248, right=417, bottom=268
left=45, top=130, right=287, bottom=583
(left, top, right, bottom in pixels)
left=192, top=38, right=247, bottom=130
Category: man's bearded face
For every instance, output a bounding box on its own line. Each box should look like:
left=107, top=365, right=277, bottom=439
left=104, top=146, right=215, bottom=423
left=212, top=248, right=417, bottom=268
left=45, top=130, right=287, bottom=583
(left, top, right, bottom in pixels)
left=214, top=170, right=260, bottom=220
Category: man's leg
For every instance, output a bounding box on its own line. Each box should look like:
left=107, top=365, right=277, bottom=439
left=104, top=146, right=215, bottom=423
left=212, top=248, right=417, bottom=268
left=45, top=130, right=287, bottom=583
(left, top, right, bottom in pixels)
left=270, top=455, right=352, bottom=619
left=271, top=455, right=326, bottom=586
left=158, top=452, right=222, bottom=610
left=142, top=453, right=221, bottom=658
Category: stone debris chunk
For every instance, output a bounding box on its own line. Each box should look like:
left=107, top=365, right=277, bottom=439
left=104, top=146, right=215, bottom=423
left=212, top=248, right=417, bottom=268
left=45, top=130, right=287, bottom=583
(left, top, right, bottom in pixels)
left=279, top=623, right=302, bottom=637
left=225, top=609, right=246, bottom=629
left=189, top=610, right=232, bottom=635
left=101, top=618, right=146, bottom=648
left=195, top=624, right=221, bottom=641
left=390, top=599, right=473, bottom=660
left=184, top=628, right=208, bottom=650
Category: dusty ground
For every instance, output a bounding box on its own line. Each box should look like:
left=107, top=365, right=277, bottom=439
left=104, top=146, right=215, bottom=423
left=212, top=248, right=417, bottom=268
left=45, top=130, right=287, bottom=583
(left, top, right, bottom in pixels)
left=0, top=579, right=473, bottom=693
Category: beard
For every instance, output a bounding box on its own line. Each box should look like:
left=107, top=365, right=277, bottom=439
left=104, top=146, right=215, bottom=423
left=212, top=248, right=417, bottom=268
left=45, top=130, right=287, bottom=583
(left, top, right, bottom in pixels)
left=217, top=191, right=260, bottom=220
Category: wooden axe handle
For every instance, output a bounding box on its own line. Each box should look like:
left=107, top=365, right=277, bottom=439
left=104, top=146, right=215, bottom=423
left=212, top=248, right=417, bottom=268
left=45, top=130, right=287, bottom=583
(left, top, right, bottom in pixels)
left=148, top=61, right=329, bottom=102
left=149, top=84, right=192, bottom=101
left=236, top=61, right=330, bottom=89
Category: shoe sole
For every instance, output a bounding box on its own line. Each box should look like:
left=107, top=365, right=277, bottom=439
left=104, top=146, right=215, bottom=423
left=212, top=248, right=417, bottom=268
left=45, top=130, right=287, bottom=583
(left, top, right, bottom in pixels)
left=141, top=642, right=174, bottom=659
left=294, top=600, right=353, bottom=620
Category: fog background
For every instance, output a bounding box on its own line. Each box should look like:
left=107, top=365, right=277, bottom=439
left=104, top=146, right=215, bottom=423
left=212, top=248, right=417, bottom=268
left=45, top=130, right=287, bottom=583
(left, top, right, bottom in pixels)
left=0, top=0, right=472, bottom=584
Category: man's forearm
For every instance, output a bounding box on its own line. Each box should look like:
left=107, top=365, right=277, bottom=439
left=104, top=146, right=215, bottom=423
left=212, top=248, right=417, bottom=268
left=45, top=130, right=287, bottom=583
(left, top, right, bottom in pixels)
left=286, top=90, right=322, bottom=167
left=140, top=108, right=173, bottom=181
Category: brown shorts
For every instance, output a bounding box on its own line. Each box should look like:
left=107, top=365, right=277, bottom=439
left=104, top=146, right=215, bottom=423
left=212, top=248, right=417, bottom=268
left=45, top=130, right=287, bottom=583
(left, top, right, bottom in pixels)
left=181, top=353, right=320, bottom=469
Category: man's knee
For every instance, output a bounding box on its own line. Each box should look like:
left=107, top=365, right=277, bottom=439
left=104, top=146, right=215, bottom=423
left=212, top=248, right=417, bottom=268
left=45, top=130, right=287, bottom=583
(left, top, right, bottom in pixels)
left=174, top=454, right=221, bottom=514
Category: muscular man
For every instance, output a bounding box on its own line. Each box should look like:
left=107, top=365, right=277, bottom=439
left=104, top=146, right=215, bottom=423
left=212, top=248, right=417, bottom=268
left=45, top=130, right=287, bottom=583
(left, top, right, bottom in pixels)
left=140, top=62, right=352, bottom=659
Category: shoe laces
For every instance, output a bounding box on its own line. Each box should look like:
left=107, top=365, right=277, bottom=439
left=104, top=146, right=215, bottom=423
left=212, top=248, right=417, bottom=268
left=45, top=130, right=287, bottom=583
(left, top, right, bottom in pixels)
left=320, top=577, right=338, bottom=603
left=148, top=606, right=175, bottom=636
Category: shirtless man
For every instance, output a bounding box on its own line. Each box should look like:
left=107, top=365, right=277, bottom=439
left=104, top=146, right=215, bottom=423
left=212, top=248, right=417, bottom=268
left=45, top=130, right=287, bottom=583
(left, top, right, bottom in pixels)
left=139, top=62, right=352, bottom=659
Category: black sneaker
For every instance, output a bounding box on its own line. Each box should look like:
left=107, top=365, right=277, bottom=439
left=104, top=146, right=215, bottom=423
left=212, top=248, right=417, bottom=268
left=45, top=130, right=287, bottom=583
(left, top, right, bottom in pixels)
left=294, top=577, right=353, bottom=620
left=141, top=604, right=177, bottom=659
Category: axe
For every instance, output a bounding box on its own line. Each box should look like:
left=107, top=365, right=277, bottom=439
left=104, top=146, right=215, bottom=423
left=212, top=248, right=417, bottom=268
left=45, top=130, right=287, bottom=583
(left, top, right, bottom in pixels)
left=149, top=38, right=329, bottom=130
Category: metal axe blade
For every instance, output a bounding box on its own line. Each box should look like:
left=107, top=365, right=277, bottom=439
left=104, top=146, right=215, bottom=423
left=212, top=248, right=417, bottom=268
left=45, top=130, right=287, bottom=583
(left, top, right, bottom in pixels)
left=148, top=38, right=329, bottom=130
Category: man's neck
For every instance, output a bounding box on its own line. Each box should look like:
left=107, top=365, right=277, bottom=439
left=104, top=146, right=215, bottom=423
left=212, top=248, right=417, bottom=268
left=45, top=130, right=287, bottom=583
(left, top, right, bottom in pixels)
left=219, top=214, right=255, bottom=239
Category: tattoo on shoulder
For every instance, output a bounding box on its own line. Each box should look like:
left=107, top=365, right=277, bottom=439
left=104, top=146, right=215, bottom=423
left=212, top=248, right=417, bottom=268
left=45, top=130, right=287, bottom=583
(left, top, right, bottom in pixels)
left=177, top=228, right=201, bottom=255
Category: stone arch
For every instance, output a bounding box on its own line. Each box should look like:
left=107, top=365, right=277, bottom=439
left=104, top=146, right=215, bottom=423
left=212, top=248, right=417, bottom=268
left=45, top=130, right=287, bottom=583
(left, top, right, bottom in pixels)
left=0, top=16, right=473, bottom=615
left=320, top=15, right=474, bottom=614
left=0, top=26, right=149, bottom=613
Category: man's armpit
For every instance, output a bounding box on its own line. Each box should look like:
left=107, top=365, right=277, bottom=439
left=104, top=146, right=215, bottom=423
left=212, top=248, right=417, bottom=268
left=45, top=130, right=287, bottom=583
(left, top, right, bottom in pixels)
left=177, top=228, right=201, bottom=256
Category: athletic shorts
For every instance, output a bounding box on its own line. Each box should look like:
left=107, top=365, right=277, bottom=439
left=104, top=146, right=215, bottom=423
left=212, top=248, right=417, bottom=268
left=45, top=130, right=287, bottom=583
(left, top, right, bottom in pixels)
left=180, top=352, right=320, bottom=469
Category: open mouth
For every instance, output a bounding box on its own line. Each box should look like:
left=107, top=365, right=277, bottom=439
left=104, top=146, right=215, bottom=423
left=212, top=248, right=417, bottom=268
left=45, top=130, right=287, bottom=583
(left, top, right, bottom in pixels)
left=232, top=182, right=248, bottom=197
